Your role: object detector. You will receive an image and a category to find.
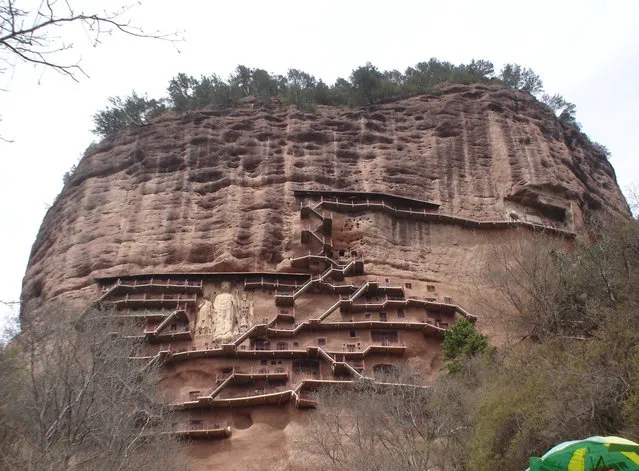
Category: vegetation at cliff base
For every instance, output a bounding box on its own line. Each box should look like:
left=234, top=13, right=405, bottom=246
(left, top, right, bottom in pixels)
left=0, top=304, right=183, bottom=470
left=447, top=217, right=639, bottom=469
left=302, top=217, right=639, bottom=471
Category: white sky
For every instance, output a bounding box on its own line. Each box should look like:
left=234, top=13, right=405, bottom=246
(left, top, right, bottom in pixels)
left=1, top=0, right=638, bottom=327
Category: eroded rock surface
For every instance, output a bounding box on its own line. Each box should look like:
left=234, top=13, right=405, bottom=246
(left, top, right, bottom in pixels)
left=22, top=84, right=628, bottom=308
left=21, top=83, right=631, bottom=470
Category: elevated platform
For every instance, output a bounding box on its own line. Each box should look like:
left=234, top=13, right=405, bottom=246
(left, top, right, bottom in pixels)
left=112, top=307, right=178, bottom=321
left=209, top=390, right=294, bottom=408
left=106, top=293, right=197, bottom=308
left=172, top=421, right=231, bottom=440
left=100, top=278, right=203, bottom=296
left=234, top=368, right=289, bottom=383
left=295, top=390, right=318, bottom=408
left=294, top=189, right=575, bottom=238
left=102, top=188, right=488, bottom=422
left=294, top=189, right=441, bottom=211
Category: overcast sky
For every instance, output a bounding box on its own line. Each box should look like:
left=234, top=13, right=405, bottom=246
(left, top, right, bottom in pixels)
left=1, top=0, right=638, bottom=327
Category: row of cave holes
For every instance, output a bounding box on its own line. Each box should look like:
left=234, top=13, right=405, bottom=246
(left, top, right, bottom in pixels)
left=337, top=219, right=363, bottom=258
left=202, top=354, right=401, bottom=386
left=249, top=326, right=400, bottom=351
left=342, top=216, right=372, bottom=232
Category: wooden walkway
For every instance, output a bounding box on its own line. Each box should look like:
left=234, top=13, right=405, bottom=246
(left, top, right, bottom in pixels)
left=295, top=189, right=575, bottom=238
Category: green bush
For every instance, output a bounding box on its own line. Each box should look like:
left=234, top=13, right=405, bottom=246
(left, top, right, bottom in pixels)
left=92, top=92, right=166, bottom=136
left=451, top=218, right=639, bottom=470
left=442, top=318, right=489, bottom=373
left=91, top=58, right=596, bottom=149
left=92, top=58, right=505, bottom=136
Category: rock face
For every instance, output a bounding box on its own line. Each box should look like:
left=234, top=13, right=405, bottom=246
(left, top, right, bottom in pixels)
left=21, top=83, right=630, bottom=469
left=22, top=83, right=628, bottom=309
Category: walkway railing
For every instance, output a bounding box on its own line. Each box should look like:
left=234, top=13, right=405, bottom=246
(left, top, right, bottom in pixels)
left=172, top=420, right=231, bottom=439
left=106, top=293, right=197, bottom=305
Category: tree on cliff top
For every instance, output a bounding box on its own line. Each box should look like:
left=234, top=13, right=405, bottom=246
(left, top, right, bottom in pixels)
left=499, top=63, right=543, bottom=94
left=350, top=62, right=384, bottom=104
left=93, top=58, right=589, bottom=140
left=92, top=92, right=166, bottom=137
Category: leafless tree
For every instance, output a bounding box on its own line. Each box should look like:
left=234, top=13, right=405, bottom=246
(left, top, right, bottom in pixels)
left=472, top=232, right=578, bottom=340
left=482, top=218, right=639, bottom=340
left=0, top=302, right=185, bottom=470
left=625, top=182, right=639, bottom=218
left=298, top=365, right=471, bottom=471
left=0, top=0, right=179, bottom=80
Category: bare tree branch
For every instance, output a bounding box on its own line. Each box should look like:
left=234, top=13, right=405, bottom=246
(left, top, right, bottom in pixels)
left=0, top=0, right=180, bottom=81
left=0, top=300, right=20, bottom=306
left=0, top=302, right=185, bottom=469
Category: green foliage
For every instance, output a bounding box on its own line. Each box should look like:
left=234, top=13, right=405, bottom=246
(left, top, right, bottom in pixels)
left=285, top=68, right=319, bottom=110
left=92, top=58, right=594, bottom=142
left=464, top=59, right=495, bottom=78
left=328, top=77, right=353, bottom=106
left=499, top=63, right=543, bottom=94
left=541, top=92, right=568, bottom=112
left=229, top=65, right=254, bottom=97
left=592, top=141, right=611, bottom=159
left=62, top=164, right=76, bottom=185
left=167, top=73, right=197, bottom=110
left=450, top=218, right=639, bottom=470
left=167, top=73, right=232, bottom=111
left=541, top=92, right=580, bottom=128
left=91, top=58, right=501, bottom=136
left=92, top=92, right=166, bottom=136
left=443, top=319, right=488, bottom=359
left=350, top=62, right=384, bottom=104
left=462, top=328, right=637, bottom=470
left=442, top=319, right=489, bottom=373
left=558, top=102, right=579, bottom=128
left=402, top=57, right=489, bottom=92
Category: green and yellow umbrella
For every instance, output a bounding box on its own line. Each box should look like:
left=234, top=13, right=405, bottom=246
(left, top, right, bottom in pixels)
left=526, top=436, right=639, bottom=471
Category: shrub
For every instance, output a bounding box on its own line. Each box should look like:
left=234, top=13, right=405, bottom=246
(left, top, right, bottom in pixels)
left=442, top=318, right=489, bottom=373
left=92, top=92, right=166, bottom=137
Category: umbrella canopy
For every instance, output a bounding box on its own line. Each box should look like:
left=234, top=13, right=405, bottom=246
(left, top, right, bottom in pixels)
left=527, top=436, right=639, bottom=471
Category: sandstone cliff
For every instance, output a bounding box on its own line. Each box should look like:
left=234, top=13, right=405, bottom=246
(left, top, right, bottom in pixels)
left=22, top=83, right=629, bottom=315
